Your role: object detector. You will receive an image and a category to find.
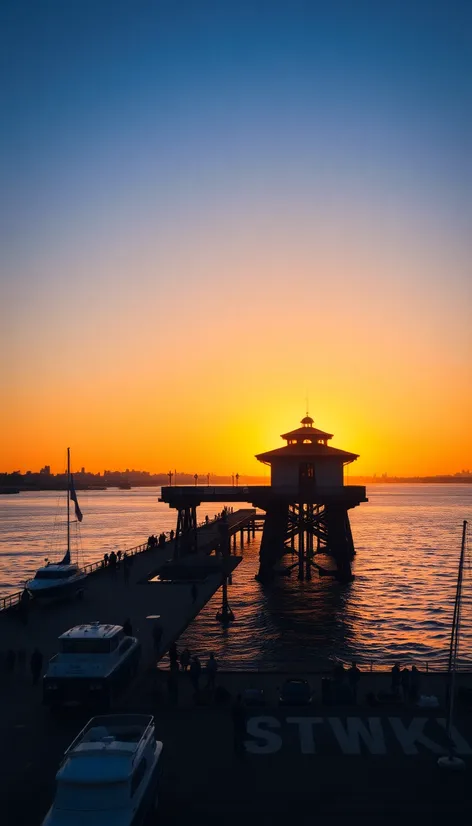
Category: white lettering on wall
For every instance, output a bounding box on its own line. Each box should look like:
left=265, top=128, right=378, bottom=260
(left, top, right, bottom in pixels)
left=436, top=719, right=472, bottom=754
left=328, top=717, right=387, bottom=755
left=389, top=718, right=443, bottom=754
left=245, top=716, right=282, bottom=754
left=286, top=717, right=324, bottom=754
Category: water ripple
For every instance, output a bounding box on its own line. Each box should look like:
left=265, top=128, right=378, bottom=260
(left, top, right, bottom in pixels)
left=1, top=484, right=472, bottom=669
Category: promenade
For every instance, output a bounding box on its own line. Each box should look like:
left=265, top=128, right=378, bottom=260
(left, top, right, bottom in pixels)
left=2, top=667, right=472, bottom=825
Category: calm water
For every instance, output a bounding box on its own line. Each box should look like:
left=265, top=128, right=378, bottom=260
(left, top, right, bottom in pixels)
left=1, top=485, right=471, bottom=670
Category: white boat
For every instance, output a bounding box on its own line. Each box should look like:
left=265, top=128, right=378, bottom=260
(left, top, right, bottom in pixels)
left=43, top=622, right=141, bottom=710
left=41, top=714, right=163, bottom=826
left=26, top=448, right=87, bottom=601
left=26, top=561, right=87, bottom=600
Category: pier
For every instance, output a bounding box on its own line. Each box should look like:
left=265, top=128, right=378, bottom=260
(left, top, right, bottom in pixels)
left=161, top=414, right=367, bottom=583
left=0, top=509, right=257, bottom=647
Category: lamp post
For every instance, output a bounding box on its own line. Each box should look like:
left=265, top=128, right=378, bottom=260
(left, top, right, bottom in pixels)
left=235, top=473, right=239, bottom=487
left=207, top=473, right=210, bottom=486
left=232, top=473, right=235, bottom=487
left=194, top=474, right=198, bottom=486
left=167, top=471, right=173, bottom=486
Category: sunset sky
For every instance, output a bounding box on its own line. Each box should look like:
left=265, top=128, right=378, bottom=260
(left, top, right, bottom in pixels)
left=1, top=1, right=471, bottom=477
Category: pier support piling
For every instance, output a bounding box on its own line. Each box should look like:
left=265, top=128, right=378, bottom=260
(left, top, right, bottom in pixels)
left=216, top=519, right=235, bottom=624
left=257, top=498, right=357, bottom=583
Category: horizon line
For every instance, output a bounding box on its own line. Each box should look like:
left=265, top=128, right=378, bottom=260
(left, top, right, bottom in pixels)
left=1, top=469, right=471, bottom=480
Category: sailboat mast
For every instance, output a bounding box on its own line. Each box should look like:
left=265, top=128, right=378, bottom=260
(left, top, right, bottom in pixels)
left=445, top=519, right=468, bottom=746
left=67, top=447, right=70, bottom=558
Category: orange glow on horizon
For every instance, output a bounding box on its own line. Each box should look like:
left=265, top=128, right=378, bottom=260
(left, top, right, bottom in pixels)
left=2, top=177, right=471, bottom=478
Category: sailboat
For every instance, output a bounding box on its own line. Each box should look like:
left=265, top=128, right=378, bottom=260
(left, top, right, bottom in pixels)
left=438, top=519, right=468, bottom=770
left=26, top=448, right=88, bottom=601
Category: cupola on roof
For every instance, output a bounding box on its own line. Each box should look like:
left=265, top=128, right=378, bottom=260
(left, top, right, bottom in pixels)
left=255, top=414, right=358, bottom=465
left=280, top=414, right=334, bottom=443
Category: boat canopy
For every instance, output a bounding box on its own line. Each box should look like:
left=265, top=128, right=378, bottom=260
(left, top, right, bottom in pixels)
left=34, top=566, right=79, bottom=580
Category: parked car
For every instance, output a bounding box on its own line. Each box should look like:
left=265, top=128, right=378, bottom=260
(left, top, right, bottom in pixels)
left=242, top=687, right=266, bottom=707
left=278, top=679, right=312, bottom=706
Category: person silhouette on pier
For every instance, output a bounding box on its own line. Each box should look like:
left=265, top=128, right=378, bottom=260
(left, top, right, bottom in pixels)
left=170, top=530, right=175, bottom=542
left=391, top=663, right=402, bottom=697
left=333, top=661, right=346, bottom=683
left=348, top=662, right=361, bottom=703
left=190, top=656, right=202, bottom=694
left=401, top=667, right=410, bottom=700
left=206, top=652, right=218, bottom=691
left=169, top=642, right=178, bottom=669
left=123, top=553, right=130, bottom=585
left=109, top=551, right=117, bottom=575
left=180, top=648, right=191, bottom=672
left=152, top=623, right=163, bottom=656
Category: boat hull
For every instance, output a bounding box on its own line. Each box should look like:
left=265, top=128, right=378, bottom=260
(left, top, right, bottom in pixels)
left=26, top=573, right=87, bottom=601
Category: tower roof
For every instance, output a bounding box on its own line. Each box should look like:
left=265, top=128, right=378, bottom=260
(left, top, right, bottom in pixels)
left=256, top=443, right=359, bottom=464
left=280, top=425, right=334, bottom=441
left=255, top=414, right=359, bottom=466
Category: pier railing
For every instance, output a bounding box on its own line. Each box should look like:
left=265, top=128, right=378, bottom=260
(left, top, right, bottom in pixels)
left=0, top=512, right=228, bottom=613
left=0, top=537, right=162, bottom=613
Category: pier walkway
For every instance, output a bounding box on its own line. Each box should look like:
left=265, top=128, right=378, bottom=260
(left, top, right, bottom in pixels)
left=0, top=508, right=256, bottom=663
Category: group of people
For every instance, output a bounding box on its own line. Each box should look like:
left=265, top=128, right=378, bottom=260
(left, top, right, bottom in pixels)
left=103, top=550, right=120, bottom=568
left=147, top=533, right=169, bottom=549
left=333, top=660, right=362, bottom=701
left=391, top=662, right=421, bottom=701
left=103, top=550, right=134, bottom=583
left=165, top=643, right=219, bottom=704
left=1, top=647, right=44, bottom=684
left=212, top=507, right=233, bottom=521
left=332, top=660, right=422, bottom=704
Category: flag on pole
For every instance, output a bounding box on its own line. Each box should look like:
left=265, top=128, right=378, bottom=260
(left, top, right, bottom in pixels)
left=69, top=475, right=83, bottom=522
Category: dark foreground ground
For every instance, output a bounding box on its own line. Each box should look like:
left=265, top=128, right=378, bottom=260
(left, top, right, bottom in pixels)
left=2, top=669, right=472, bottom=826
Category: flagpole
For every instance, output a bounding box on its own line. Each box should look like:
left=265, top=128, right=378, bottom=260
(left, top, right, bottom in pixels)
left=67, top=447, right=70, bottom=559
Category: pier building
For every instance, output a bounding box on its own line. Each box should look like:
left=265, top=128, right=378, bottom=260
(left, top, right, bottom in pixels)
left=160, top=415, right=367, bottom=583
left=254, top=415, right=366, bottom=582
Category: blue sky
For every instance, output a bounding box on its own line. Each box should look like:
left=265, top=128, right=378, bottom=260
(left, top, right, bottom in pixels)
left=1, top=1, right=471, bottom=474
